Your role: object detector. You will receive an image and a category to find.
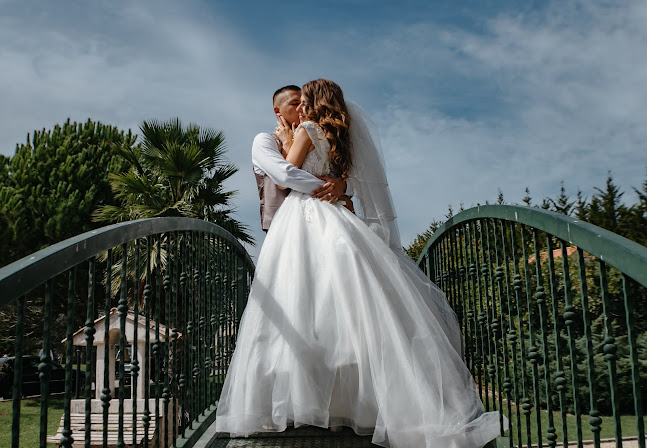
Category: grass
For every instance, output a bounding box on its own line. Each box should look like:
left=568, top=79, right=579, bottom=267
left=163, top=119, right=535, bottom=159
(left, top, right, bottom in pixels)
left=0, top=377, right=223, bottom=448
left=0, top=395, right=65, bottom=448
left=3, top=387, right=641, bottom=448
left=500, top=401, right=645, bottom=447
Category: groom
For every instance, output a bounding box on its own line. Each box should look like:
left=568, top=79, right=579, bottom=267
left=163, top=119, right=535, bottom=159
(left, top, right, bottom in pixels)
left=252, top=85, right=349, bottom=230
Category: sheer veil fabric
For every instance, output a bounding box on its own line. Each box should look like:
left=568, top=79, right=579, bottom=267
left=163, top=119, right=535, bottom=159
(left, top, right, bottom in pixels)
left=345, top=100, right=400, bottom=250
left=345, top=100, right=465, bottom=355
left=214, top=103, right=505, bottom=447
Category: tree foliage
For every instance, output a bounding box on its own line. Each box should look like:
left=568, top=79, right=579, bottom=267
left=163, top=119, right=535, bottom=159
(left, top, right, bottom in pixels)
left=93, top=118, right=254, bottom=245
left=405, top=170, right=647, bottom=259
left=0, top=119, right=133, bottom=267
left=0, top=119, right=135, bottom=354
left=404, top=170, right=647, bottom=417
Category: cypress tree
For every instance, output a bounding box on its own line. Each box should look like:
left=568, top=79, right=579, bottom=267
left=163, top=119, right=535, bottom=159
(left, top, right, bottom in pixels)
left=575, top=190, right=588, bottom=221
left=588, top=173, right=625, bottom=234
left=522, top=187, right=532, bottom=206
left=548, top=181, right=575, bottom=216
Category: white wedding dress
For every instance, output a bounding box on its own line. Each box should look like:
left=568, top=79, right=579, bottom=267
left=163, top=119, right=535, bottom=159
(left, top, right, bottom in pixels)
left=215, top=119, right=504, bottom=448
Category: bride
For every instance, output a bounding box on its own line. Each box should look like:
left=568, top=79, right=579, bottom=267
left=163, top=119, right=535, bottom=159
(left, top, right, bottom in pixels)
left=215, top=79, right=504, bottom=448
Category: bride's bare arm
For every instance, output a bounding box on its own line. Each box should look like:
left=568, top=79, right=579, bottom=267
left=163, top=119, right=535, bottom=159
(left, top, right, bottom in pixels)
left=275, top=128, right=313, bottom=190
left=285, top=128, right=312, bottom=168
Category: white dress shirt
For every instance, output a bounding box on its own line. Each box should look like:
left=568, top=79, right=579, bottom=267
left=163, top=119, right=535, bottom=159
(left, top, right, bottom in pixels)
left=252, top=133, right=324, bottom=194
left=251, top=132, right=355, bottom=196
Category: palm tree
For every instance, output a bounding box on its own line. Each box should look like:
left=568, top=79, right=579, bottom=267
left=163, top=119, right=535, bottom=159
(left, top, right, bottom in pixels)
left=94, top=118, right=254, bottom=245
left=94, top=119, right=253, bottom=304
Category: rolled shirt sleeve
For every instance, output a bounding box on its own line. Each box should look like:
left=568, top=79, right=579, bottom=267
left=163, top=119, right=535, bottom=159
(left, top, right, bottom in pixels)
left=252, top=133, right=324, bottom=194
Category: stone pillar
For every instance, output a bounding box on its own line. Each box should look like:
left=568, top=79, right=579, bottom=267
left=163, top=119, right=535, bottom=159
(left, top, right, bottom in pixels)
left=135, top=340, right=146, bottom=399
left=96, top=329, right=119, bottom=399
left=108, top=342, right=117, bottom=397
left=96, top=337, right=119, bottom=398
left=95, top=345, right=105, bottom=400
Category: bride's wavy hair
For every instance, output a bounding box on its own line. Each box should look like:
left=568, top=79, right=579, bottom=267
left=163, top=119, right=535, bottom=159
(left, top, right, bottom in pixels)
left=301, top=79, right=352, bottom=179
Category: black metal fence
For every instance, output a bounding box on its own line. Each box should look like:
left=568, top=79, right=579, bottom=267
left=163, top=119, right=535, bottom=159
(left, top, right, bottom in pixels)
left=0, top=217, right=254, bottom=448
left=417, top=205, right=647, bottom=448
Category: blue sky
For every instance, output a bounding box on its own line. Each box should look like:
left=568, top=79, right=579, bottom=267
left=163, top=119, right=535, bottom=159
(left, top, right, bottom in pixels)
left=1, top=0, right=646, bottom=259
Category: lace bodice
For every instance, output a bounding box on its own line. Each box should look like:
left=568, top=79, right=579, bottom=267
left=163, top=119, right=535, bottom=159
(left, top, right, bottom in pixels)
left=296, top=121, right=332, bottom=177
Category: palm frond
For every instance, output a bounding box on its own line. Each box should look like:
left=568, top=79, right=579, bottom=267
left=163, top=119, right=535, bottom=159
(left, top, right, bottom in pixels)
left=93, top=204, right=131, bottom=223
left=111, top=141, right=145, bottom=175
left=96, top=117, right=253, bottom=246
left=109, top=171, right=154, bottom=198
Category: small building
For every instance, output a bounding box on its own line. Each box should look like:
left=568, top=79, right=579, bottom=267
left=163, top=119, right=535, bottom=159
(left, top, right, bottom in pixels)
left=48, top=308, right=176, bottom=447
left=65, top=307, right=170, bottom=400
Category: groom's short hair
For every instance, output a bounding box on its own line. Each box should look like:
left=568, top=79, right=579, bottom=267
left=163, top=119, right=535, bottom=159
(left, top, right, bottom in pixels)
left=273, top=85, right=301, bottom=105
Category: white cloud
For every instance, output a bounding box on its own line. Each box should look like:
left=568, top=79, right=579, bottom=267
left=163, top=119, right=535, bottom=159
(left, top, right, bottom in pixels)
left=365, top=0, right=647, bottom=244
left=1, top=0, right=646, bottom=260
left=0, top=0, right=289, bottom=257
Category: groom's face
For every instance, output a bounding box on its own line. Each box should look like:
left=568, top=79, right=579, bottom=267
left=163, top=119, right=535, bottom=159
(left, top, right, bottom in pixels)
left=274, top=90, right=301, bottom=126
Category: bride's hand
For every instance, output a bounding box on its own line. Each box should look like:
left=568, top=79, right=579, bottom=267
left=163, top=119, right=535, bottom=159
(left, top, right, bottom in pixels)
left=273, top=115, right=295, bottom=153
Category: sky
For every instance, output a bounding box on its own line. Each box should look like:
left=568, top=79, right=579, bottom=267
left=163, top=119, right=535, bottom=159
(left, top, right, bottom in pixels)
left=1, top=0, right=646, bottom=259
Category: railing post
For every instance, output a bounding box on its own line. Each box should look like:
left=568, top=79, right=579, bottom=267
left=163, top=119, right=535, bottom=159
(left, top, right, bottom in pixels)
left=84, top=258, right=97, bottom=448
left=208, top=234, right=217, bottom=406
left=118, top=244, right=128, bottom=448
left=476, top=220, right=494, bottom=413
left=11, top=296, right=25, bottom=448
left=521, top=225, right=542, bottom=447
left=622, top=274, right=645, bottom=448
left=466, top=222, right=483, bottom=407
left=133, top=242, right=141, bottom=448
left=560, top=239, right=583, bottom=447
left=155, top=234, right=163, bottom=447
left=62, top=268, right=77, bottom=448
left=598, top=260, right=622, bottom=446
left=101, top=250, right=113, bottom=448
left=499, top=221, right=518, bottom=447
left=143, top=239, right=152, bottom=447
left=532, top=229, right=557, bottom=448
left=576, top=249, right=601, bottom=447
left=172, top=232, right=180, bottom=443
left=452, top=228, right=468, bottom=364
left=179, top=232, right=188, bottom=437
left=510, top=223, right=531, bottom=448
left=39, top=279, right=54, bottom=448
left=187, top=232, right=195, bottom=428
left=163, top=234, right=172, bottom=448
left=546, top=236, right=567, bottom=447
left=494, top=220, right=513, bottom=444
left=484, top=219, right=503, bottom=431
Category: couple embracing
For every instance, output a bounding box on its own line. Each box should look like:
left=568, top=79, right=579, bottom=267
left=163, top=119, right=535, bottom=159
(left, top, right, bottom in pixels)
left=215, top=79, right=505, bottom=448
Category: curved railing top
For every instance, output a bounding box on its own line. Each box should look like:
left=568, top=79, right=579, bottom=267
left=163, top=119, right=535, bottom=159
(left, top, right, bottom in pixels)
left=416, top=204, right=647, bottom=288
left=0, top=217, right=255, bottom=307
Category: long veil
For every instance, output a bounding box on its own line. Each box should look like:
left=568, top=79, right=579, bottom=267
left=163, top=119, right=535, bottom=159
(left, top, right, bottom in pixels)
left=346, top=100, right=464, bottom=356
left=346, top=101, right=401, bottom=250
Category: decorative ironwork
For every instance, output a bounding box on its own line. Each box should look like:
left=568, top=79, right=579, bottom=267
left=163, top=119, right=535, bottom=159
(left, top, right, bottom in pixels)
left=418, top=205, right=647, bottom=448
left=0, top=217, right=254, bottom=448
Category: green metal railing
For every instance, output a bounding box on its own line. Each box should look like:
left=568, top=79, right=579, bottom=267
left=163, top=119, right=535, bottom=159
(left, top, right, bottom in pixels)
left=0, top=218, right=254, bottom=448
left=417, top=205, right=647, bottom=448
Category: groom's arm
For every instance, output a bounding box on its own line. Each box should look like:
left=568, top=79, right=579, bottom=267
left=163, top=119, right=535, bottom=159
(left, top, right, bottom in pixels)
left=252, top=133, right=324, bottom=194
left=312, top=176, right=354, bottom=201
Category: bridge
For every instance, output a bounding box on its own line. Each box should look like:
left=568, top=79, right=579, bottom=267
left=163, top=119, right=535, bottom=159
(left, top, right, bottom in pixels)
left=1, top=205, right=646, bottom=448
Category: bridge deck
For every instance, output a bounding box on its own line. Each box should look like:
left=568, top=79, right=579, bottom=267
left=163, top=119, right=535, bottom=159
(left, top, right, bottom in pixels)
left=207, top=426, right=377, bottom=447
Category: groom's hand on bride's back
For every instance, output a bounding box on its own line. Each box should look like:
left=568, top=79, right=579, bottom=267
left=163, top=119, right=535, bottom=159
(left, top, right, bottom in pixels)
left=312, top=176, right=346, bottom=203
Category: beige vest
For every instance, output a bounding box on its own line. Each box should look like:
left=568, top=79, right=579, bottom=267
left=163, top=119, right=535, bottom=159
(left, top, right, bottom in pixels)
left=254, top=166, right=290, bottom=231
